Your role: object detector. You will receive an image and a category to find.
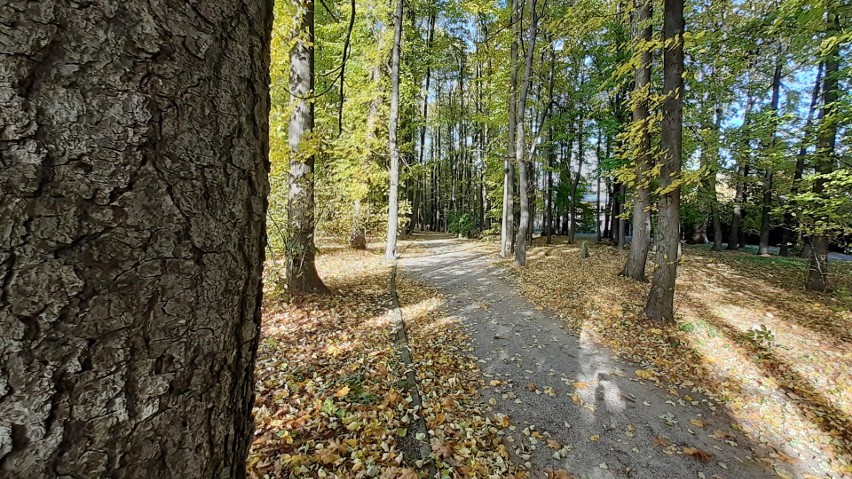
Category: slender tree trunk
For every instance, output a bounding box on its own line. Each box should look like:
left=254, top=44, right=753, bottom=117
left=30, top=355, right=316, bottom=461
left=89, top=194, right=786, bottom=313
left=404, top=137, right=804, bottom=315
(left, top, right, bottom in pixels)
left=288, top=0, right=330, bottom=293
left=780, top=63, right=823, bottom=256
left=419, top=13, right=436, bottom=167
left=546, top=126, right=555, bottom=244
left=710, top=105, right=724, bottom=251
left=501, top=0, right=519, bottom=258
left=622, top=0, right=653, bottom=280
left=595, top=129, right=603, bottom=242
left=385, top=0, right=404, bottom=259
left=0, top=1, right=271, bottom=476
left=728, top=94, right=754, bottom=250
left=569, top=111, right=586, bottom=245
left=609, top=182, right=621, bottom=243
left=758, top=48, right=783, bottom=256
left=603, top=179, right=612, bottom=238
left=806, top=8, right=840, bottom=292
left=351, top=64, right=383, bottom=249
left=514, top=0, right=540, bottom=266
left=616, top=184, right=626, bottom=249
left=645, top=0, right=684, bottom=322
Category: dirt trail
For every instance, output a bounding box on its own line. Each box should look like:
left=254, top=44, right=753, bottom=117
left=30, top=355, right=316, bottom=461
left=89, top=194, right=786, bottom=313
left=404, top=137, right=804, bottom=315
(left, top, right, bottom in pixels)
left=399, top=236, right=775, bottom=479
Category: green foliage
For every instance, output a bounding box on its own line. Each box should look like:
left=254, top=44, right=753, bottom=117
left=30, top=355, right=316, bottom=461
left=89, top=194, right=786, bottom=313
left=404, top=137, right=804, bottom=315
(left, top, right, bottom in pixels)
left=448, top=211, right=477, bottom=238
left=786, top=169, right=852, bottom=243
left=744, top=324, right=777, bottom=351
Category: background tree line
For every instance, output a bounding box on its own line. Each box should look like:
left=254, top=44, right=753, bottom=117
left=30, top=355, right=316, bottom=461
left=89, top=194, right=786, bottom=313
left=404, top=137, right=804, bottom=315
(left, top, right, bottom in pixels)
left=277, top=0, right=851, bottom=318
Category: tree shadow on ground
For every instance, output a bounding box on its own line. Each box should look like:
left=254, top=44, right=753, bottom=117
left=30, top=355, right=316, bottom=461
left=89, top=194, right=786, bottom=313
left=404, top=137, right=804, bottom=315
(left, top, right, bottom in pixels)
left=491, top=236, right=849, bottom=477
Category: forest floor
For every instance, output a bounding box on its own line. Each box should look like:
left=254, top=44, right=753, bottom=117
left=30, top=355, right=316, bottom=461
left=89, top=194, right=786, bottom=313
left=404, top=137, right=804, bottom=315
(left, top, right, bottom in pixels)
left=247, top=233, right=851, bottom=479
left=481, top=234, right=851, bottom=479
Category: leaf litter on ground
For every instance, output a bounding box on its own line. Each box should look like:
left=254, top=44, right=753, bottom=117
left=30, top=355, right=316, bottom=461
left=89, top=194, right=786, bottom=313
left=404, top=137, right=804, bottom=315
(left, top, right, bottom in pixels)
left=248, top=244, right=526, bottom=478
left=485, top=236, right=851, bottom=478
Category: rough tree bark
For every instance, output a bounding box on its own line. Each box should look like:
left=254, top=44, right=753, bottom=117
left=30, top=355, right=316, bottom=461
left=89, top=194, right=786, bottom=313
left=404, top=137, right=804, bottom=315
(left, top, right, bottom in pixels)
left=621, top=0, right=653, bottom=281
left=0, top=1, right=272, bottom=477
left=288, top=0, right=330, bottom=293
left=385, top=0, right=404, bottom=259
left=645, top=0, right=684, bottom=323
left=806, top=7, right=840, bottom=292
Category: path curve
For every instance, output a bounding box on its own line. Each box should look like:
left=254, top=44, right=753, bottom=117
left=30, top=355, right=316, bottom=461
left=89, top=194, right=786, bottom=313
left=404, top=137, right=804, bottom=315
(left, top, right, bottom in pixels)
left=400, top=236, right=776, bottom=479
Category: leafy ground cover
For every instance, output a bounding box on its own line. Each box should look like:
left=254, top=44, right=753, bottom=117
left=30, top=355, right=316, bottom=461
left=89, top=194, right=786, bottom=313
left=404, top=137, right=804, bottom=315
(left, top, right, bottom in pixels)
left=491, top=236, right=852, bottom=478
left=248, top=243, right=522, bottom=478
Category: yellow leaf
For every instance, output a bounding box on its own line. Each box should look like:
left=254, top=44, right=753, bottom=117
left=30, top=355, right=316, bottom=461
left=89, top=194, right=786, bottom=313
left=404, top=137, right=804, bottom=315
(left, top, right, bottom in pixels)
left=773, top=466, right=792, bottom=479
left=689, top=419, right=705, bottom=428
left=635, top=369, right=655, bottom=380
left=334, top=386, right=350, bottom=398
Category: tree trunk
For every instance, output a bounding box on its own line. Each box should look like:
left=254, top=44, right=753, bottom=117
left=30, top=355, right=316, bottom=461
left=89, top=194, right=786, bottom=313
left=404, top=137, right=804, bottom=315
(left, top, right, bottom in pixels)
left=0, top=1, right=271, bottom=476
left=385, top=0, right=404, bottom=259
left=616, top=183, right=626, bottom=249
left=288, top=0, right=330, bottom=294
left=546, top=127, right=555, bottom=244
left=595, top=130, right=603, bottom=243
left=645, top=0, right=684, bottom=323
left=728, top=94, right=754, bottom=250
left=758, top=47, right=783, bottom=256
left=621, top=0, right=653, bottom=281
left=351, top=64, right=382, bottom=250
left=501, top=0, right=519, bottom=258
left=806, top=8, right=840, bottom=292
left=513, top=0, right=539, bottom=266
left=603, top=179, right=612, bottom=238
left=711, top=105, right=724, bottom=251
left=780, top=63, right=823, bottom=256
left=569, top=111, right=586, bottom=245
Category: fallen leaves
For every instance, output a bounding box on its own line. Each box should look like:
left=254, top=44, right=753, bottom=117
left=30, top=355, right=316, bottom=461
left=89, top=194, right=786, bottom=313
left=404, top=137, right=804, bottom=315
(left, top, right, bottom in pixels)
left=689, top=419, right=705, bottom=428
left=493, top=237, right=852, bottom=477
left=682, top=447, right=711, bottom=462
left=544, top=469, right=573, bottom=479
left=396, top=273, right=525, bottom=477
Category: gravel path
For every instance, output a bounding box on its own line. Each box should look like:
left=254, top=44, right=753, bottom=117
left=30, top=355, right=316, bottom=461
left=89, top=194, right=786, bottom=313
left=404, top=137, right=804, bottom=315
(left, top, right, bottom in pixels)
left=399, top=236, right=776, bottom=479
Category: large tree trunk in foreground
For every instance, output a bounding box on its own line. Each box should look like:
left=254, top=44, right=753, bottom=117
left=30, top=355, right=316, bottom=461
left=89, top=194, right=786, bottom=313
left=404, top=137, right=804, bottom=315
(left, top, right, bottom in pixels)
left=385, top=0, right=404, bottom=259
left=288, top=0, right=329, bottom=293
left=806, top=8, right=840, bottom=292
left=0, top=1, right=272, bottom=476
left=645, top=0, right=683, bottom=323
left=621, top=0, right=653, bottom=281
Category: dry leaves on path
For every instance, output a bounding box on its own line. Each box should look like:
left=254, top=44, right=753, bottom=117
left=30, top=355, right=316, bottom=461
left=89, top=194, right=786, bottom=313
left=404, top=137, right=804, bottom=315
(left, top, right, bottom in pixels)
left=248, top=249, right=416, bottom=477
left=396, top=274, right=527, bottom=478
left=488, top=236, right=851, bottom=478
left=248, top=245, right=525, bottom=478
